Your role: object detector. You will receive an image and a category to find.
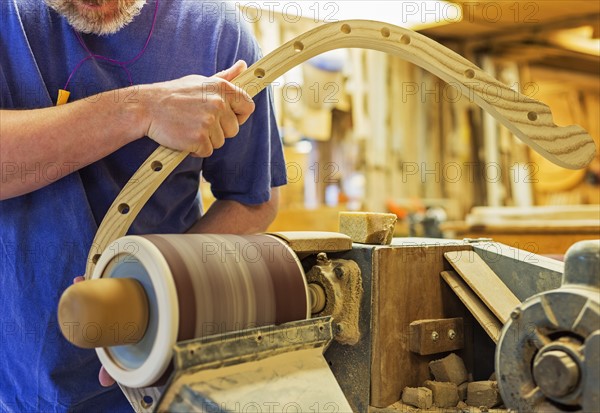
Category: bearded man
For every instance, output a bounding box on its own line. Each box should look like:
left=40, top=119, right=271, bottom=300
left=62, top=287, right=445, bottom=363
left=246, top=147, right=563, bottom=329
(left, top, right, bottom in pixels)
left=0, top=0, right=285, bottom=411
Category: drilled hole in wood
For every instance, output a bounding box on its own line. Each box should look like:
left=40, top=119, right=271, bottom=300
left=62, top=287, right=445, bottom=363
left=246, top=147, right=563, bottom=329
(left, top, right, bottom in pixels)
left=464, top=69, right=475, bottom=79
left=150, top=161, right=163, bottom=172
left=528, top=111, right=538, bottom=121
left=341, top=24, right=351, bottom=34
left=381, top=27, right=391, bottom=38
left=140, top=395, right=153, bottom=409
left=118, top=203, right=130, bottom=214
left=92, top=254, right=101, bottom=264
left=254, top=68, right=265, bottom=78
left=399, top=34, right=411, bottom=45
left=257, top=334, right=263, bottom=342
left=293, top=41, right=304, bottom=52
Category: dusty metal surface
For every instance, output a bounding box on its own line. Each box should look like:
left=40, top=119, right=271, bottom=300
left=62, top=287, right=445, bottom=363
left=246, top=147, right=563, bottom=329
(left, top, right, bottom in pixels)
left=472, top=241, right=563, bottom=300
left=496, top=240, right=600, bottom=411
left=318, top=245, right=376, bottom=413
left=306, top=253, right=363, bottom=345
left=154, top=317, right=353, bottom=412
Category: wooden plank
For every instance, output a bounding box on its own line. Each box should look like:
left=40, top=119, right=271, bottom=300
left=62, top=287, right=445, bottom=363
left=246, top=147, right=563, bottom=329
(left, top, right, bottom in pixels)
left=267, top=231, right=352, bottom=253
left=370, top=242, right=473, bottom=407
left=409, top=317, right=464, bottom=356
left=444, top=251, right=520, bottom=324
left=440, top=271, right=502, bottom=344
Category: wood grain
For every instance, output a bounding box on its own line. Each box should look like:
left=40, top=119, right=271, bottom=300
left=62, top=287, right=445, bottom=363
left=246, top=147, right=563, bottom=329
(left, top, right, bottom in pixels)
left=444, top=251, right=520, bottom=324
left=440, top=270, right=502, bottom=344
left=86, top=20, right=596, bottom=277
left=409, top=317, right=464, bottom=356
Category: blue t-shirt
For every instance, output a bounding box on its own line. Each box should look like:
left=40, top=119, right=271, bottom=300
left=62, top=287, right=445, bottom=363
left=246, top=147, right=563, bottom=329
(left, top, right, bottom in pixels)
left=0, top=0, right=285, bottom=411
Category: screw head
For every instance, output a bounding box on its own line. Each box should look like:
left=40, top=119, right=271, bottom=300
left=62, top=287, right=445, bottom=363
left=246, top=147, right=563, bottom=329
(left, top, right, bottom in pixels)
left=448, top=329, right=456, bottom=340
left=510, top=309, right=521, bottom=320
left=334, top=266, right=345, bottom=279
left=431, top=331, right=440, bottom=341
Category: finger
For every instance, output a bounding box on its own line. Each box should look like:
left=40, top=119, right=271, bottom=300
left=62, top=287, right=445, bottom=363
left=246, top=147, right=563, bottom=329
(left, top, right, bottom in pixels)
left=99, top=366, right=116, bottom=387
left=190, top=134, right=214, bottom=158
left=214, top=60, right=247, bottom=82
left=220, top=107, right=240, bottom=139
left=209, top=124, right=226, bottom=150
left=223, top=87, right=255, bottom=125
left=73, top=276, right=85, bottom=284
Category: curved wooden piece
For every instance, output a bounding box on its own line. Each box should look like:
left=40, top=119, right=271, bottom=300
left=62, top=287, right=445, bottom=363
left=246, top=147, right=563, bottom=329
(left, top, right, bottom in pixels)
left=85, top=19, right=596, bottom=276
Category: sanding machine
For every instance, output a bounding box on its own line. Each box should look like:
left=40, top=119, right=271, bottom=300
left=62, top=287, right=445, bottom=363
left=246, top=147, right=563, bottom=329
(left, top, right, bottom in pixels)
left=58, top=228, right=600, bottom=412
left=56, top=19, right=599, bottom=412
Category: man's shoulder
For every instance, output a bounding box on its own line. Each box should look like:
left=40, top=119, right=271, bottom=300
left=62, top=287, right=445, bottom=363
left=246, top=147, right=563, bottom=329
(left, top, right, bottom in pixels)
left=165, top=1, right=260, bottom=65
left=1, top=0, right=48, bottom=24
left=166, top=0, right=255, bottom=44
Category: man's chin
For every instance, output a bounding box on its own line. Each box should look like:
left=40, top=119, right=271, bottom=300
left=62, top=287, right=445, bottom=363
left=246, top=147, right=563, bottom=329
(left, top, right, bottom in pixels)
left=44, top=0, right=146, bottom=36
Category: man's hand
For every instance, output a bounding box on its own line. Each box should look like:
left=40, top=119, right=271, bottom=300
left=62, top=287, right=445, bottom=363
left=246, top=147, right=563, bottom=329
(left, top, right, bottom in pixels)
left=72, top=276, right=116, bottom=387
left=142, top=60, right=255, bottom=157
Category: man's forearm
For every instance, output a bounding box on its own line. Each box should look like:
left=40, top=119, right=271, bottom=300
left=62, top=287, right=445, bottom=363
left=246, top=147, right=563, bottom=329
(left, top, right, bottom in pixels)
left=0, top=61, right=254, bottom=201
left=0, top=89, right=145, bottom=200
left=187, top=188, right=279, bottom=234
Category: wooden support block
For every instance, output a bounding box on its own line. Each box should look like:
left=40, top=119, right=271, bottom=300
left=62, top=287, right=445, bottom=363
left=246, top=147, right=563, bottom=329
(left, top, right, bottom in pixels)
left=440, top=270, right=502, bottom=343
left=339, top=212, right=397, bottom=245
left=409, top=317, right=464, bottom=355
left=267, top=231, right=352, bottom=253
left=444, top=251, right=520, bottom=324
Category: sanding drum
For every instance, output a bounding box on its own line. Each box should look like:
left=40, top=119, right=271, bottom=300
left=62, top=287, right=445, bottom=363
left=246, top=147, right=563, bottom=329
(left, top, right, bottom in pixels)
left=58, top=234, right=309, bottom=388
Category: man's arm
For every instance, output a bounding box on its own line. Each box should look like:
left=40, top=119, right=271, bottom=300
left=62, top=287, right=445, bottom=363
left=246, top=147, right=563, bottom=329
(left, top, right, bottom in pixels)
left=187, top=187, right=280, bottom=234
left=0, top=61, right=254, bottom=200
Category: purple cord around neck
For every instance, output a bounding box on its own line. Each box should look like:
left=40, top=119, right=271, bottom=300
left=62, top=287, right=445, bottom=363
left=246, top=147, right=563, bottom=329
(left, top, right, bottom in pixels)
left=63, top=0, right=159, bottom=90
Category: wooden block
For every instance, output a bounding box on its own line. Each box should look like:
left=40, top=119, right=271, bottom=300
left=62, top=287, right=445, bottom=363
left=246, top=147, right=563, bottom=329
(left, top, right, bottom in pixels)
left=401, top=387, right=432, bottom=409
left=267, top=231, right=352, bottom=253
left=424, top=380, right=459, bottom=408
left=429, top=353, right=468, bottom=385
left=409, top=318, right=464, bottom=356
left=458, top=382, right=468, bottom=401
left=339, top=212, right=397, bottom=245
left=466, top=381, right=501, bottom=408
left=440, top=271, right=502, bottom=343
left=444, top=251, right=520, bottom=324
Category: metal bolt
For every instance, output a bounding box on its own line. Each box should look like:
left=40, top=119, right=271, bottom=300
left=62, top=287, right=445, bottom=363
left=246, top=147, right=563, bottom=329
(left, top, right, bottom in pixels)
left=334, top=266, right=345, bottom=279
left=316, top=252, right=328, bottom=262
left=510, top=309, right=521, bottom=320
left=533, top=350, right=581, bottom=399
left=448, top=329, right=456, bottom=340
left=336, top=322, right=345, bottom=334
left=431, top=331, right=439, bottom=341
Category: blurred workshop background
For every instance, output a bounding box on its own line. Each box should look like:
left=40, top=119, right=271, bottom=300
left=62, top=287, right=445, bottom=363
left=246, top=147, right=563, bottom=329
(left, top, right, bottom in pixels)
left=200, top=0, right=600, bottom=255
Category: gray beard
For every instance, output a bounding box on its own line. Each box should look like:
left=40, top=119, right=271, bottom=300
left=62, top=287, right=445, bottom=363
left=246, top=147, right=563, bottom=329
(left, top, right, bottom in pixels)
left=44, top=0, right=147, bottom=36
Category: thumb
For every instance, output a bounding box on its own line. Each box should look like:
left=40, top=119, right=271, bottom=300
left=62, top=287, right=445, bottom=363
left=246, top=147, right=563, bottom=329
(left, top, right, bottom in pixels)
left=214, top=60, right=248, bottom=82
left=99, top=366, right=116, bottom=387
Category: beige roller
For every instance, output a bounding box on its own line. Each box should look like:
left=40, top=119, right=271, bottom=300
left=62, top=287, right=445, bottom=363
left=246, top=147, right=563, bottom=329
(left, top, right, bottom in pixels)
left=58, top=278, right=149, bottom=348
